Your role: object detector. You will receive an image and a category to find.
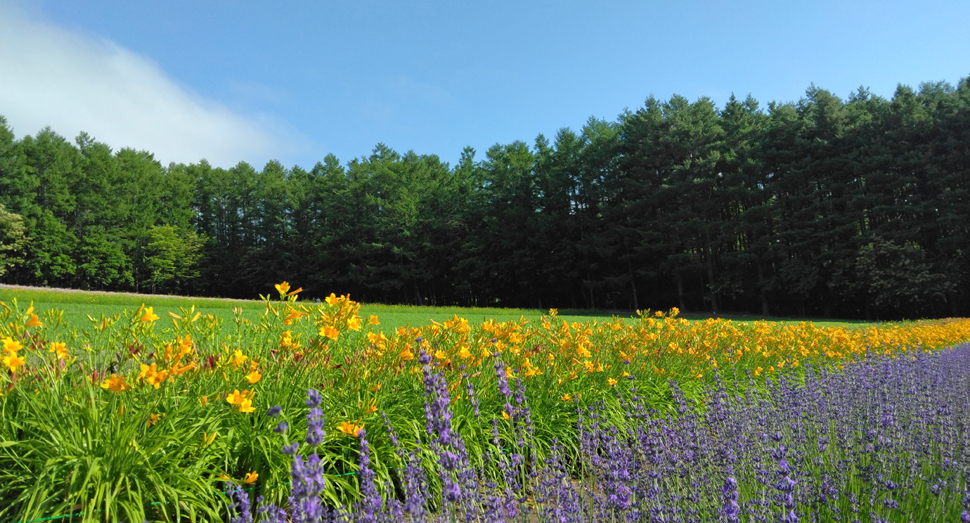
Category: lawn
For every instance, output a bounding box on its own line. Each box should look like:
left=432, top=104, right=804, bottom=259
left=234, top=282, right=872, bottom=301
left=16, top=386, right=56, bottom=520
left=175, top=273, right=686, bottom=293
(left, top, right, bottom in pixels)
left=0, top=284, right=870, bottom=335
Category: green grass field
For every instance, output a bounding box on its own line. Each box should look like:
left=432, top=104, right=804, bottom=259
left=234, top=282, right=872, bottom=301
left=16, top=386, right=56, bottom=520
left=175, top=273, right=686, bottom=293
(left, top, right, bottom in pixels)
left=1, top=284, right=872, bottom=335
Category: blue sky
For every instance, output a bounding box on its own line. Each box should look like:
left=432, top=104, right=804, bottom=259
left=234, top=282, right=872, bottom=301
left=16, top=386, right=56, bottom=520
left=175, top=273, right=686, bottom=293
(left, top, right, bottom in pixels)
left=1, top=0, right=968, bottom=169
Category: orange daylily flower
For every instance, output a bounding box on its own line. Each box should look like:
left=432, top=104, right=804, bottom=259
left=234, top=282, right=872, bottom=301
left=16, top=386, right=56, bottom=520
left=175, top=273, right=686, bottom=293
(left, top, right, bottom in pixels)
left=140, top=307, right=159, bottom=322
left=227, top=389, right=255, bottom=413
left=231, top=350, right=248, bottom=368
left=346, top=316, right=362, bottom=331
left=275, top=281, right=291, bottom=296
left=2, top=352, right=26, bottom=373
left=243, top=472, right=259, bottom=484
left=48, top=342, right=69, bottom=360
left=226, top=389, right=245, bottom=405
left=245, top=370, right=262, bottom=384
left=2, top=336, right=23, bottom=353
left=101, top=374, right=131, bottom=393
left=283, top=310, right=306, bottom=325
left=338, top=420, right=363, bottom=437
left=26, top=313, right=43, bottom=327
left=319, top=325, right=340, bottom=340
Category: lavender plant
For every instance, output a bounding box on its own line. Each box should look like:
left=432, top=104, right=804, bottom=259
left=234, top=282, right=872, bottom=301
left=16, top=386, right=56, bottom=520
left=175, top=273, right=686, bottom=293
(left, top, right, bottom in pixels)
left=230, top=342, right=970, bottom=522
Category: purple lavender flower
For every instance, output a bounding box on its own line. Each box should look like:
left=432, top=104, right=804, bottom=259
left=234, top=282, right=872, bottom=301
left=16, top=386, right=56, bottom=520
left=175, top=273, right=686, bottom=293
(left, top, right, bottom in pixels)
left=421, top=350, right=480, bottom=520
left=306, top=388, right=322, bottom=408
left=493, top=359, right=511, bottom=398
left=274, top=421, right=289, bottom=433
left=464, top=373, right=481, bottom=420
left=353, top=428, right=383, bottom=523
left=256, top=501, right=289, bottom=523
left=289, top=453, right=329, bottom=522
left=722, top=476, right=740, bottom=522
left=306, top=407, right=325, bottom=447
left=401, top=444, right=430, bottom=522
left=267, top=405, right=282, bottom=417
left=227, top=482, right=252, bottom=523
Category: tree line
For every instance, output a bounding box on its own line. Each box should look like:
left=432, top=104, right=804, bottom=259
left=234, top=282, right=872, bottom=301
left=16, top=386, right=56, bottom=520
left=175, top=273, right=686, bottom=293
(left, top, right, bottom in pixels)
left=1, top=77, right=969, bottom=319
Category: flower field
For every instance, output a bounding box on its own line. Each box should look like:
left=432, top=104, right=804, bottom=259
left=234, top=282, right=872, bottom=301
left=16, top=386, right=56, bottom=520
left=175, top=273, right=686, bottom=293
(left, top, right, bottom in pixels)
left=1, top=285, right=969, bottom=522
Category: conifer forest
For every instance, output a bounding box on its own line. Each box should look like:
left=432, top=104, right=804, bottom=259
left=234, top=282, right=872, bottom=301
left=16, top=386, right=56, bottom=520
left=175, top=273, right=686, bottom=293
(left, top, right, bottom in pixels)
left=2, top=78, right=969, bottom=320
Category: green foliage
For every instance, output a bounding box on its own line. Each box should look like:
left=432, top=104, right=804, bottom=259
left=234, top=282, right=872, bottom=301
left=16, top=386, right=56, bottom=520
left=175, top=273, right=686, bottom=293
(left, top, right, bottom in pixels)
left=145, top=225, right=206, bottom=294
left=0, top=204, right=28, bottom=277
left=0, top=285, right=953, bottom=519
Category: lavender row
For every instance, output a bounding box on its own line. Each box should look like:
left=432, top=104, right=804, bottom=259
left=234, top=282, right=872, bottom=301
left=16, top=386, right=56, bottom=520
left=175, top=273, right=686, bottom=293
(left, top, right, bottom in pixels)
left=230, top=343, right=970, bottom=522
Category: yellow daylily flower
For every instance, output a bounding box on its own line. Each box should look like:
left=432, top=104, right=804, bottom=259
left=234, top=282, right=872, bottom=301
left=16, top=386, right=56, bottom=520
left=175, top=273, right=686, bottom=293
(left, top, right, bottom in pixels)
left=3, top=336, right=23, bottom=353
left=245, top=370, right=262, bottom=384
left=231, top=350, right=248, bottom=368
left=140, top=307, right=159, bottom=322
left=319, top=325, right=340, bottom=340
left=338, top=420, right=363, bottom=437
left=101, top=374, right=131, bottom=393
left=243, top=472, right=259, bottom=484
left=275, top=281, right=291, bottom=296
left=346, top=317, right=362, bottom=331
left=226, top=389, right=245, bottom=405
left=2, top=353, right=26, bottom=372
left=283, top=310, right=305, bottom=325
left=238, top=398, right=256, bottom=414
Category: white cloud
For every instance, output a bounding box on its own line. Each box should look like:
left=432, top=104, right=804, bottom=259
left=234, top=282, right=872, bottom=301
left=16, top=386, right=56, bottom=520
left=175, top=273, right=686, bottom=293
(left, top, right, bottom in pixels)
left=0, top=4, right=297, bottom=168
